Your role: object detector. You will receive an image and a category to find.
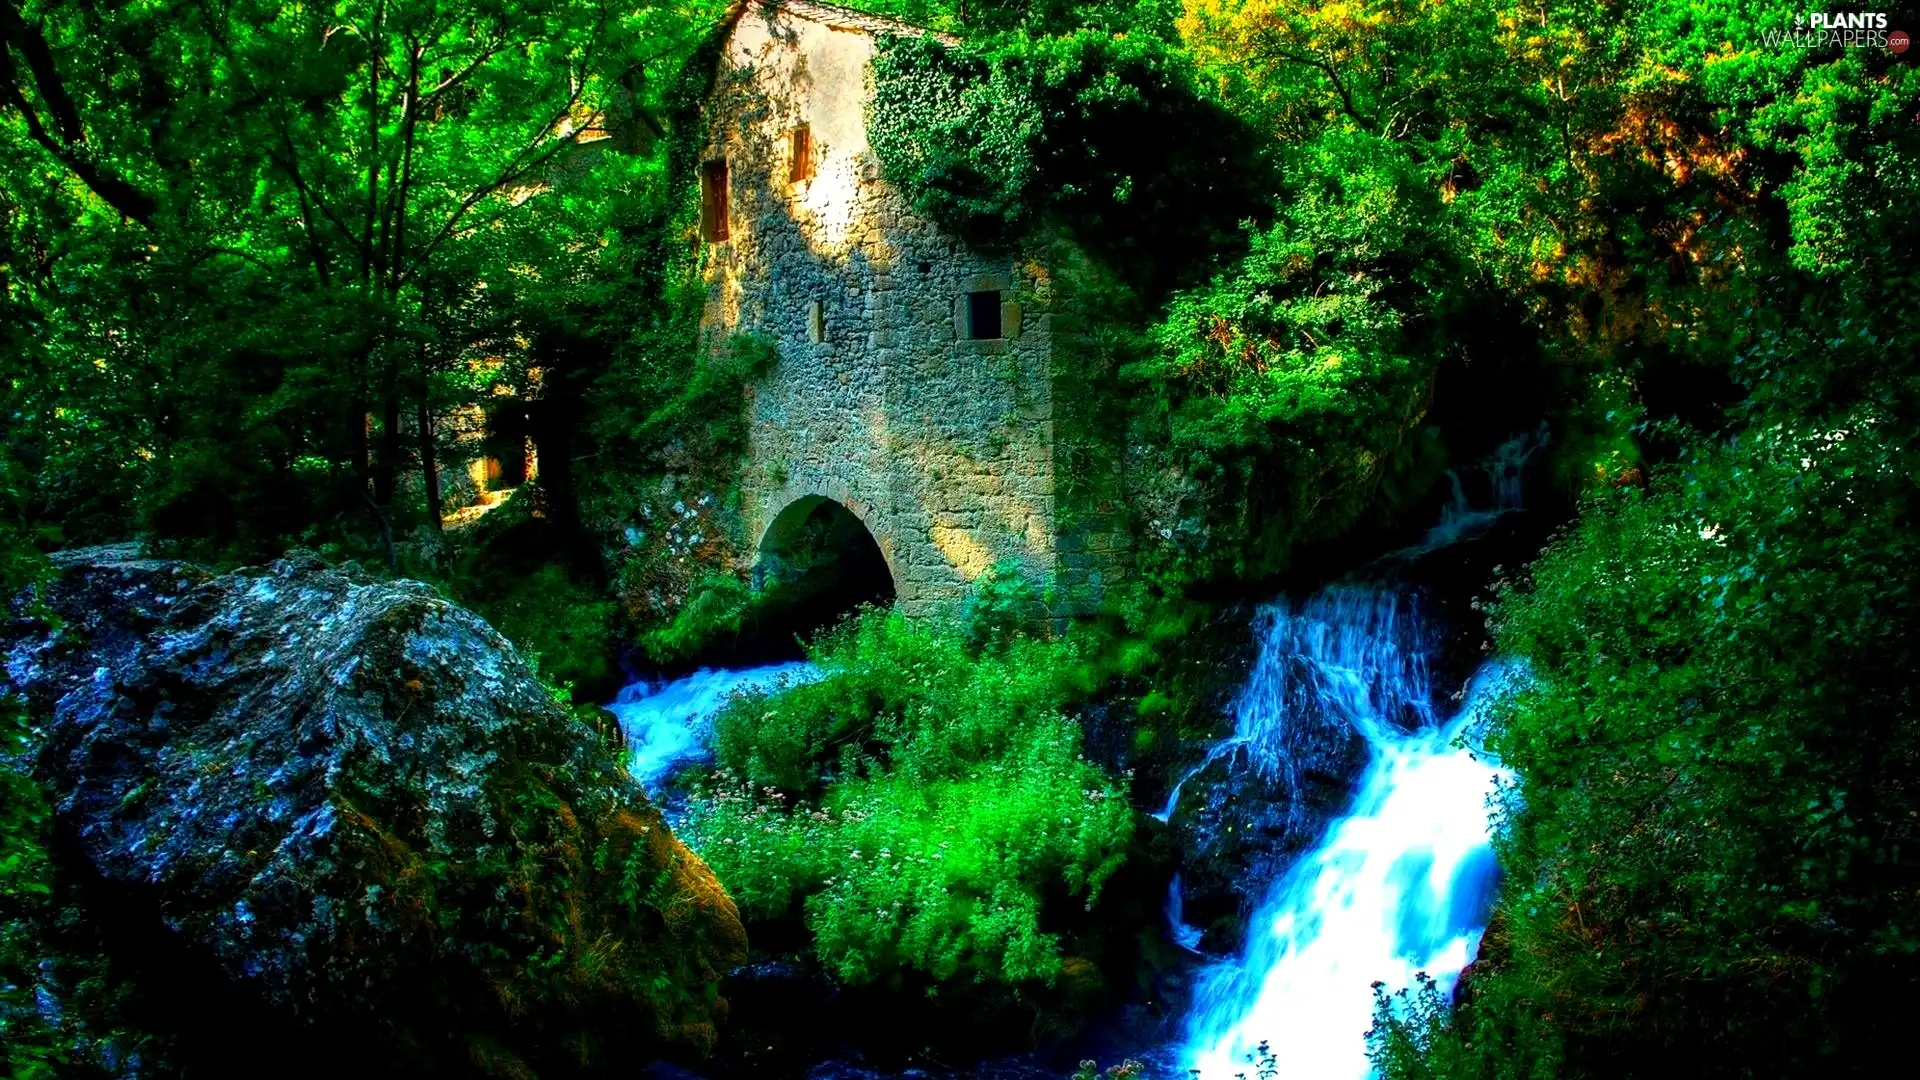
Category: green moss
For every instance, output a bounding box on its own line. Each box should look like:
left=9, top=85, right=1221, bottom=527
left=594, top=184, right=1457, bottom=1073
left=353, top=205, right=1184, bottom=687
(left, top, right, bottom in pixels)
left=330, top=711, right=747, bottom=1066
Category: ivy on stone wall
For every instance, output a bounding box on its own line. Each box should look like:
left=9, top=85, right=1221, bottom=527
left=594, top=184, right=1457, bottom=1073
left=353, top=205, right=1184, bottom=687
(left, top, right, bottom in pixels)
left=868, top=34, right=1040, bottom=242
left=867, top=30, right=1272, bottom=300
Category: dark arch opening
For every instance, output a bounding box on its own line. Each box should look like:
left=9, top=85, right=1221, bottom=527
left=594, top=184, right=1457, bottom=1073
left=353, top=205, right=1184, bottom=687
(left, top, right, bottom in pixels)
left=732, top=496, right=896, bottom=664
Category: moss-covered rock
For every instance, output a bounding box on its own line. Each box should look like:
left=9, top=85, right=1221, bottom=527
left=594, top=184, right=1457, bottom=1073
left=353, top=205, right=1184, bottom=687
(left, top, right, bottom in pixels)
left=2, top=545, right=745, bottom=1076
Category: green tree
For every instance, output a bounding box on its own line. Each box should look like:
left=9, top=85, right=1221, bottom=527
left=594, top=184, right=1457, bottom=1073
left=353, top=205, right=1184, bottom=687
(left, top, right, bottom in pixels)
left=3, top=0, right=722, bottom=560
left=1367, top=3, right=1920, bottom=1075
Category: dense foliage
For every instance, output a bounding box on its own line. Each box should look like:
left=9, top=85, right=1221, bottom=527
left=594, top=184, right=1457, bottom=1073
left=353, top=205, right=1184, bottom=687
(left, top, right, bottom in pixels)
left=3, top=0, right=732, bottom=559
left=685, top=607, right=1131, bottom=988
left=1360, top=1, right=1920, bottom=1075
left=0, top=503, right=56, bottom=1074
left=1128, top=157, right=1457, bottom=582
left=1446, top=425, right=1913, bottom=1075
left=868, top=30, right=1271, bottom=296
left=6, top=0, right=1919, bottom=1073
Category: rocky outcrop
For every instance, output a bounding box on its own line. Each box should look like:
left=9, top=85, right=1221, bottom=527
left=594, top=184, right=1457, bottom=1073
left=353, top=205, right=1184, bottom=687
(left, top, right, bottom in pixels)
left=1167, top=732, right=1370, bottom=953
left=2, top=546, right=746, bottom=1076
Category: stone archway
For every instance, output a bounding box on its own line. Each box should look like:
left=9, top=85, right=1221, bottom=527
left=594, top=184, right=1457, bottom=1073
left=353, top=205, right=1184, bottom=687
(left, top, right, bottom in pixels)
left=750, top=495, right=896, bottom=648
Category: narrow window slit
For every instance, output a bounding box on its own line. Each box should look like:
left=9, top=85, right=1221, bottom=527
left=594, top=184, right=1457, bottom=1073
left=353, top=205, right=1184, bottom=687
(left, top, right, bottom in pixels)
left=701, top=158, right=729, bottom=241
left=790, top=124, right=812, bottom=184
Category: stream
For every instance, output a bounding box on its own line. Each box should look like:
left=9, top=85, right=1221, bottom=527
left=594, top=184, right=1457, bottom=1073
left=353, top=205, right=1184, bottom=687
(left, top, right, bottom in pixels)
left=1167, top=431, right=1539, bottom=1077
left=612, top=435, right=1541, bottom=1079
left=1171, top=590, right=1511, bottom=1079
left=607, top=661, right=819, bottom=799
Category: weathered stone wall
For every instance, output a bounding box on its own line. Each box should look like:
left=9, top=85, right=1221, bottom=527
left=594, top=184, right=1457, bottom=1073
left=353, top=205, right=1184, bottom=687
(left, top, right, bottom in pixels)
left=697, top=0, right=1118, bottom=618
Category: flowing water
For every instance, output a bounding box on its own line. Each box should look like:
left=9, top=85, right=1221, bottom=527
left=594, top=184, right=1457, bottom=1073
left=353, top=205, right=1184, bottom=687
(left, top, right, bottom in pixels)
left=1165, top=432, right=1544, bottom=1078
left=1174, top=603, right=1510, bottom=1078
left=608, top=662, right=820, bottom=796
left=619, top=431, right=1540, bottom=1080
left=1411, top=425, right=1547, bottom=554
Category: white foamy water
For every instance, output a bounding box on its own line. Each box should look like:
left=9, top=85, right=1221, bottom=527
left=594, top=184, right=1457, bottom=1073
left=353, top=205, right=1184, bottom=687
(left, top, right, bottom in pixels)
left=607, top=662, right=819, bottom=794
left=1176, top=590, right=1512, bottom=1080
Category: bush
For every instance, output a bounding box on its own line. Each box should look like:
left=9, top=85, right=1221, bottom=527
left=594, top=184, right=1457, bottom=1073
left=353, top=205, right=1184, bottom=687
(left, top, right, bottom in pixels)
left=624, top=335, right=777, bottom=466
left=683, top=611, right=1131, bottom=988
left=1371, top=410, right=1920, bottom=1077
left=460, top=561, right=617, bottom=700
left=961, top=560, right=1046, bottom=654
left=639, top=573, right=763, bottom=667
left=1129, top=154, right=1451, bottom=582
left=0, top=693, right=59, bottom=1076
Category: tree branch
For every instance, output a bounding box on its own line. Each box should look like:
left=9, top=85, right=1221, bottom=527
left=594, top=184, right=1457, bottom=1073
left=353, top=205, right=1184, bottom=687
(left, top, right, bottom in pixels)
left=0, top=5, right=158, bottom=225
left=421, top=30, right=508, bottom=105
left=271, top=135, right=361, bottom=257
left=399, top=16, right=611, bottom=287
left=383, top=32, right=424, bottom=298
left=362, top=0, right=387, bottom=291
left=1252, top=29, right=1376, bottom=132
left=0, top=2, right=81, bottom=141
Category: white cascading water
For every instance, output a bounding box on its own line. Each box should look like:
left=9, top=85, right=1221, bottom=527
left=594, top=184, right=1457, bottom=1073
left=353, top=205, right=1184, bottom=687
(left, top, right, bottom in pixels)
left=612, top=431, right=1542, bottom=1079
left=607, top=662, right=819, bottom=795
left=1173, top=576, right=1524, bottom=1073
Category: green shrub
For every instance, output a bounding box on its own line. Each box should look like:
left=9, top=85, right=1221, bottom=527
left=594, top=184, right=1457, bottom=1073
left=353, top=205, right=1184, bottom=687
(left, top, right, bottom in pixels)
left=0, top=513, right=131, bottom=1076
left=684, top=610, right=1130, bottom=988
left=460, top=562, right=617, bottom=700
left=0, top=693, right=59, bottom=1077
left=1124, top=121, right=1469, bottom=585
left=1371, top=408, right=1920, bottom=1077
left=625, top=335, right=777, bottom=465
left=639, top=573, right=762, bottom=666
left=961, top=560, right=1045, bottom=654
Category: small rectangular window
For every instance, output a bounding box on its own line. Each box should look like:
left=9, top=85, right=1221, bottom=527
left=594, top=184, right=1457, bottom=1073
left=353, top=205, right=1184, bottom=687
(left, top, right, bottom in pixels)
left=790, top=124, right=812, bottom=184
left=967, top=290, right=1002, bottom=340
left=700, top=158, right=729, bottom=241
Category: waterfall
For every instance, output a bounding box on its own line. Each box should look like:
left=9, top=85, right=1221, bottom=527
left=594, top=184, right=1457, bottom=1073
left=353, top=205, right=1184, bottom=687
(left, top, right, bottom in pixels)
left=1167, top=873, right=1206, bottom=954
left=1413, top=425, right=1548, bottom=553
left=607, top=662, right=819, bottom=795
left=1172, top=592, right=1513, bottom=1080
left=1165, top=421, right=1551, bottom=1076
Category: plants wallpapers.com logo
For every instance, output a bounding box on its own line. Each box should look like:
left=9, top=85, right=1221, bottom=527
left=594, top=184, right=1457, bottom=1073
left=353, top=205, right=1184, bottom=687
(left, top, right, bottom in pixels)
left=1760, top=10, right=1910, bottom=50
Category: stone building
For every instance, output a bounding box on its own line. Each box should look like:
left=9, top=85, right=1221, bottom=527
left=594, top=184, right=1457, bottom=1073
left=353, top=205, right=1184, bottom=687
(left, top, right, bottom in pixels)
left=698, top=0, right=1121, bottom=619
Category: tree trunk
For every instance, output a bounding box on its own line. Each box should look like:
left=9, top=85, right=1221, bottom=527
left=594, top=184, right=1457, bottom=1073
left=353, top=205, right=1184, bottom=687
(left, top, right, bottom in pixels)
left=375, top=359, right=401, bottom=506
left=417, top=395, right=441, bottom=532
left=349, top=338, right=375, bottom=498
left=351, top=398, right=371, bottom=494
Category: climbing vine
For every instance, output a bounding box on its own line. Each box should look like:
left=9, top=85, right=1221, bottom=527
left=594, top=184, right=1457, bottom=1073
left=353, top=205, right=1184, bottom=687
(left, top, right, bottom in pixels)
left=867, top=30, right=1272, bottom=299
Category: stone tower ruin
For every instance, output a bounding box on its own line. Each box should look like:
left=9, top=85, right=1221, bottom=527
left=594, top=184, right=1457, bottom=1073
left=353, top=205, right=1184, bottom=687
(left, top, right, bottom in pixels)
left=697, top=0, right=1122, bottom=619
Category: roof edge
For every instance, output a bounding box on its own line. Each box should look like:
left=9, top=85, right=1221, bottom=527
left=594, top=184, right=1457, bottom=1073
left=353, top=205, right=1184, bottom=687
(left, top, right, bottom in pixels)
left=720, top=0, right=959, bottom=43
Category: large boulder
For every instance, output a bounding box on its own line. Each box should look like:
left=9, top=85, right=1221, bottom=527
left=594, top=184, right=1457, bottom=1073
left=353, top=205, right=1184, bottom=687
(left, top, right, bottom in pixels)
left=2, top=546, right=746, bottom=1075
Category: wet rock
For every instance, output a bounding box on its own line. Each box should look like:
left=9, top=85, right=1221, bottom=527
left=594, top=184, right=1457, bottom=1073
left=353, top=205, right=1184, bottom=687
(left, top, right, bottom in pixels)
left=3, top=545, right=746, bottom=1074
left=1162, top=592, right=1420, bottom=955
left=1166, top=728, right=1370, bottom=954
